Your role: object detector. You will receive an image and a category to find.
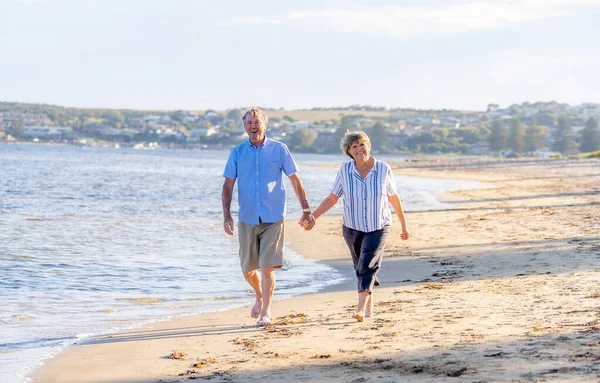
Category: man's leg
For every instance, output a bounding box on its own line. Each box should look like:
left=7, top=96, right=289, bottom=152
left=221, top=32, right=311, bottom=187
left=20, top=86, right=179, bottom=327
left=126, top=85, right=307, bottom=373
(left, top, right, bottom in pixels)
left=258, top=266, right=275, bottom=324
left=256, top=220, right=284, bottom=326
left=238, top=221, right=261, bottom=319
left=243, top=270, right=262, bottom=319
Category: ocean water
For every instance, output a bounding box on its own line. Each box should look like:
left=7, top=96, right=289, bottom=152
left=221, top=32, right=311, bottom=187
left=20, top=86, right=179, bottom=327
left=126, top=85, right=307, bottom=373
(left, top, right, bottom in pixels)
left=0, top=143, right=484, bottom=382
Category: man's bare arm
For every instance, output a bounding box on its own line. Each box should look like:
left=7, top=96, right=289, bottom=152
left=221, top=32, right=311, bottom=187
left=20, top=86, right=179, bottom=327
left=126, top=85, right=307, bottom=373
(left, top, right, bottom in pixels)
left=222, top=178, right=236, bottom=235
left=288, top=173, right=315, bottom=229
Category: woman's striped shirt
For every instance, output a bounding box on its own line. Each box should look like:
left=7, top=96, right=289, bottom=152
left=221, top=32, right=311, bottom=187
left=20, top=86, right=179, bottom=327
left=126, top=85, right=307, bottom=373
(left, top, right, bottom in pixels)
left=330, top=158, right=398, bottom=233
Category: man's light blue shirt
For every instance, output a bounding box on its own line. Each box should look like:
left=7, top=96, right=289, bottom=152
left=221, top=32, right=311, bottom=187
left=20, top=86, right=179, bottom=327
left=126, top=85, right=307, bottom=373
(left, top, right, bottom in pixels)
left=223, top=138, right=299, bottom=225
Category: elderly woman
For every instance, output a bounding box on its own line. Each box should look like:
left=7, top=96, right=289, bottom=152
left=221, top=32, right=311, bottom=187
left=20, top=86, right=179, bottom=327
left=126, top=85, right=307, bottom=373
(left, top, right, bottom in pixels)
left=308, top=131, right=409, bottom=321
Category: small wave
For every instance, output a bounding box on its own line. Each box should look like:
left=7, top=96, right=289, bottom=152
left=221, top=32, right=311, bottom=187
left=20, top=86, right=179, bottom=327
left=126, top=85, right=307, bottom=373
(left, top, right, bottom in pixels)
left=99, top=308, right=119, bottom=313
left=189, top=296, right=233, bottom=301
left=156, top=265, right=187, bottom=271
left=116, top=297, right=165, bottom=304
left=0, top=336, right=76, bottom=350
left=169, top=305, right=199, bottom=310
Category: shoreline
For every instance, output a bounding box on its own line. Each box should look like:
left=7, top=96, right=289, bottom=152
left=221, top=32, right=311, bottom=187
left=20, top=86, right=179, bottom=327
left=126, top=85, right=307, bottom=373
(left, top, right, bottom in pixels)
left=32, top=157, right=600, bottom=382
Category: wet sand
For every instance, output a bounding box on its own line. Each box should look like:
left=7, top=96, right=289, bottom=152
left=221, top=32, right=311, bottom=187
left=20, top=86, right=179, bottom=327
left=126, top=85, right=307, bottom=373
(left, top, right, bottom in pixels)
left=33, top=157, right=600, bottom=383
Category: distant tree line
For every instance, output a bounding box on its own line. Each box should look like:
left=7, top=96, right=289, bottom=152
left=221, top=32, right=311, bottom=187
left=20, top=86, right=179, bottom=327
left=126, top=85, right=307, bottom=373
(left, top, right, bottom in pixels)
left=487, top=116, right=600, bottom=156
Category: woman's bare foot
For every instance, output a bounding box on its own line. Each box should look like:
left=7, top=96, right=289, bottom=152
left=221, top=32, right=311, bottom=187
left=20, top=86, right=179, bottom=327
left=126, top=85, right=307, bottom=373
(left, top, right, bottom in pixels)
left=365, top=294, right=374, bottom=318
left=352, top=311, right=365, bottom=322
left=250, top=298, right=262, bottom=319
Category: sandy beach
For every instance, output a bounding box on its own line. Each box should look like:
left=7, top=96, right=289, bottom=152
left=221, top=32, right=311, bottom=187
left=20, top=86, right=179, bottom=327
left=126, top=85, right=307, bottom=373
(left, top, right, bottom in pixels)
left=32, top=157, right=600, bottom=383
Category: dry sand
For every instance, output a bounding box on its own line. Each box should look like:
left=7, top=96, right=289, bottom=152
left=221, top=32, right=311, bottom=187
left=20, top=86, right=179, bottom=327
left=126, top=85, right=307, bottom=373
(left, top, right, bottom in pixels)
left=33, top=157, right=600, bottom=383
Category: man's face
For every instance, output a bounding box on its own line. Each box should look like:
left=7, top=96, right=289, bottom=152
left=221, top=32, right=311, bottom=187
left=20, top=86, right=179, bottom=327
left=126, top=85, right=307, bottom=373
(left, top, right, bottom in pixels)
left=244, top=115, right=267, bottom=145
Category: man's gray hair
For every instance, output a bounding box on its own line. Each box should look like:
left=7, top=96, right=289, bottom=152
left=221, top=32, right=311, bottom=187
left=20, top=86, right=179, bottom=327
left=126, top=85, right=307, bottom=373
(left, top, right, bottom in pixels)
left=341, top=131, right=371, bottom=159
left=242, top=107, right=268, bottom=126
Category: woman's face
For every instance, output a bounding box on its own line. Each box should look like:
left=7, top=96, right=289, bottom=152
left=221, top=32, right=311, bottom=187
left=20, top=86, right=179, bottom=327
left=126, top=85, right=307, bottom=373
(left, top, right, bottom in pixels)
left=349, top=140, right=370, bottom=161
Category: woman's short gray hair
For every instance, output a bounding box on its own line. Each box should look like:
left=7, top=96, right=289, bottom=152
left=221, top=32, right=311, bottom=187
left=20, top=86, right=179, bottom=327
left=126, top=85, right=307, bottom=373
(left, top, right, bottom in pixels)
left=242, top=107, right=268, bottom=126
left=341, top=131, right=371, bottom=159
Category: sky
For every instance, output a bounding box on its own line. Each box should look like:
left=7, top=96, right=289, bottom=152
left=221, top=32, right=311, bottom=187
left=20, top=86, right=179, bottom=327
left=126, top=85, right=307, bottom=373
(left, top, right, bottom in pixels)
left=0, top=0, right=599, bottom=112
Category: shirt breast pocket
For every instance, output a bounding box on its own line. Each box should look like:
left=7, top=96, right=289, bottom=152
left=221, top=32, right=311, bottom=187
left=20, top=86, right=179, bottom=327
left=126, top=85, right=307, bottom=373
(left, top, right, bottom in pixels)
left=266, top=160, right=282, bottom=175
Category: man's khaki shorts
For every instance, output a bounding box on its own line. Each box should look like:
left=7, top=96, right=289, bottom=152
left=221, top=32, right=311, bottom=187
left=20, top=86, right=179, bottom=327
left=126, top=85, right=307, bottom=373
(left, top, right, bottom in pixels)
left=238, top=220, right=284, bottom=272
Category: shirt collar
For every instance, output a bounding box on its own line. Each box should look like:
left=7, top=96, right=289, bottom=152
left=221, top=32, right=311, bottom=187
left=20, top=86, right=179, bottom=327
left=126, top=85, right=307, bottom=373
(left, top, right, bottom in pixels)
left=352, top=157, right=378, bottom=173
left=246, top=136, right=269, bottom=149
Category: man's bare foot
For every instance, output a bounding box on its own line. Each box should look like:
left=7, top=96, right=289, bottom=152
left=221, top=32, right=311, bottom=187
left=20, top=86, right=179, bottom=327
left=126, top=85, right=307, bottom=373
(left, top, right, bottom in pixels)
left=365, top=295, right=374, bottom=318
left=250, top=298, right=262, bottom=319
left=257, top=311, right=272, bottom=326
left=352, top=311, right=365, bottom=322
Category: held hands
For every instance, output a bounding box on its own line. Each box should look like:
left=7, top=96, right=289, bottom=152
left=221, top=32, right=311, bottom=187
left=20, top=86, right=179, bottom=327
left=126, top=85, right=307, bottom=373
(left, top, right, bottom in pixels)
left=297, top=212, right=316, bottom=231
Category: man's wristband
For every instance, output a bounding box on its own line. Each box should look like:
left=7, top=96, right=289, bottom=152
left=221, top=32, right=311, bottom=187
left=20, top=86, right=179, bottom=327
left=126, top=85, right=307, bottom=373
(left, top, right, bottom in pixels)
left=302, top=208, right=312, bottom=213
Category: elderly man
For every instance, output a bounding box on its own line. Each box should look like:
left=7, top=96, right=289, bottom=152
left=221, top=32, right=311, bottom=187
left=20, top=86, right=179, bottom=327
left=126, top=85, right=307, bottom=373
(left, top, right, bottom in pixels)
left=222, top=107, right=315, bottom=326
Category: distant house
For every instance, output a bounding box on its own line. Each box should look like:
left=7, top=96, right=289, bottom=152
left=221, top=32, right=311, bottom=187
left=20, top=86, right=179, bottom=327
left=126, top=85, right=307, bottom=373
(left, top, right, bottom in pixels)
left=189, top=127, right=219, bottom=141
left=487, top=109, right=508, bottom=119
left=407, top=117, right=433, bottom=125
left=203, top=111, right=224, bottom=125
left=393, top=120, right=407, bottom=130
left=96, top=124, right=121, bottom=136
left=25, top=125, right=73, bottom=139
left=486, top=104, right=500, bottom=113
left=82, top=123, right=120, bottom=136
left=397, top=124, right=422, bottom=136
left=181, top=111, right=200, bottom=123
left=387, top=131, right=409, bottom=148
left=579, top=103, right=600, bottom=118
left=315, top=129, right=340, bottom=149
left=288, top=121, right=313, bottom=131
left=203, top=111, right=221, bottom=119
left=0, top=112, right=50, bottom=127
left=460, top=116, right=480, bottom=125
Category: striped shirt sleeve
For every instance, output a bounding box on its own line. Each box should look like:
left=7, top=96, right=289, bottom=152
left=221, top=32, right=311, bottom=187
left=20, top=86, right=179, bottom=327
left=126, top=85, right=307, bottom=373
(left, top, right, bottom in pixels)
left=385, top=164, right=398, bottom=196
left=330, top=165, right=344, bottom=197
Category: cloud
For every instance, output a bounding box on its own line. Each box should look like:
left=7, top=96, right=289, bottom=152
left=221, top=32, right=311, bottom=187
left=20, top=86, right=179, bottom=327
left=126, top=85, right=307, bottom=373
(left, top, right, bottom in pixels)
left=221, top=0, right=600, bottom=36
left=3, top=0, right=82, bottom=3
left=484, top=50, right=590, bottom=85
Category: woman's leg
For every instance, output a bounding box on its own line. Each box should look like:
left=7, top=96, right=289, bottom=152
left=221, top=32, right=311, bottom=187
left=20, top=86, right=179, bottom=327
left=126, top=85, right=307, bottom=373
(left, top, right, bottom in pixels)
left=353, top=291, right=370, bottom=322
left=344, top=226, right=388, bottom=321
left=342, top=225, right=362, bottom=271
left=356, top=226, right=390, bottom=293
left=365, top=293, right=374, bottom=318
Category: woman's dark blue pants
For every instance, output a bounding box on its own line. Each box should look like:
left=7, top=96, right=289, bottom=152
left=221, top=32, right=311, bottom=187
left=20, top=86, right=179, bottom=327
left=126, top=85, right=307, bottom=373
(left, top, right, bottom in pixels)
left=342, top=225, right=390, bottom=293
